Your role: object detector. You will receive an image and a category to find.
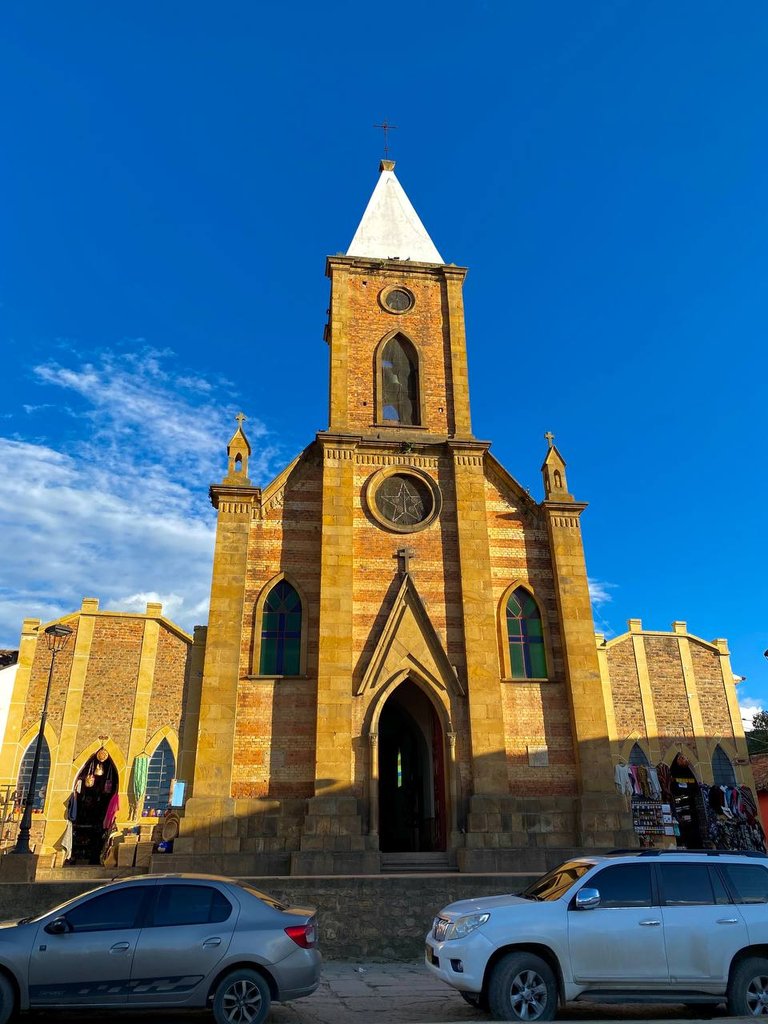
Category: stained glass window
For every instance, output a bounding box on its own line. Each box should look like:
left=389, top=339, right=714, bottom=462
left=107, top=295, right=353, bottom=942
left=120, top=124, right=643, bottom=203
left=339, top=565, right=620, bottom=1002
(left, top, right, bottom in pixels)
left=712, top=744, right=736, bottom=786
left=506, top=587, right=547, bottom=679
left=629, top=743, right=650, bottom=766
left=381, top=335, right=419, bottom=425
left=260, top=580, right=302, bottom=675
left=17, top=737, right=50, bottom=810
left=145, top=739, right=175, bottom=812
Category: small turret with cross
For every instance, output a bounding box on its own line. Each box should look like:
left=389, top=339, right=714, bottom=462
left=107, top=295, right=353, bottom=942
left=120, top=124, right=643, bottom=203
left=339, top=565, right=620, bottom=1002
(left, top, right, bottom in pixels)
left=223, top=411, right=252, bottom=484
left=541, top=430, right=574, bottom=501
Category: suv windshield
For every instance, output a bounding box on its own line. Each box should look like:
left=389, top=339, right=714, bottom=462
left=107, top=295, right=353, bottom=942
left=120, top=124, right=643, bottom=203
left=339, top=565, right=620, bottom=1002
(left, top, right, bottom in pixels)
left=519, top=861, right=595, bottom=902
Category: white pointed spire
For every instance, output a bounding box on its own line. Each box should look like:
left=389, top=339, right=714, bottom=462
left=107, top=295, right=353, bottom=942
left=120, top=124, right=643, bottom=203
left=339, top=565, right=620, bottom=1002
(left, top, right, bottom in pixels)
left=347, top=161, right=444, bottom=264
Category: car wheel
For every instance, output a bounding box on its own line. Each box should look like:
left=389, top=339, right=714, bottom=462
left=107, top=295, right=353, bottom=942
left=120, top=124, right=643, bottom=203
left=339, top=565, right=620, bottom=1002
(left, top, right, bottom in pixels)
left=729, top=957, right=768, bottom=1016
left=212, top=968, right=271, bottom=1024
left=488, top=951, right=557, bottom=1022
left=0, top=972, right=15, bottom=1024
left=461, top=989, right=490, bottom=1011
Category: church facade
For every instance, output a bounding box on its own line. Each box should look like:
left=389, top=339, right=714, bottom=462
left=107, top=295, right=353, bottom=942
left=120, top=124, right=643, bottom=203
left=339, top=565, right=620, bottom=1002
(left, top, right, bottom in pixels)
left=169, top=161, right=753, bottom=874
left=0, top=162, right=754, bottom=874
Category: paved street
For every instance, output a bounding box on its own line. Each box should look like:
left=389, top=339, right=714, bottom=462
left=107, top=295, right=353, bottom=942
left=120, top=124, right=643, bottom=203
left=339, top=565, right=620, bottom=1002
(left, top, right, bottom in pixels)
left=23, top=961, right=741, bottom=1023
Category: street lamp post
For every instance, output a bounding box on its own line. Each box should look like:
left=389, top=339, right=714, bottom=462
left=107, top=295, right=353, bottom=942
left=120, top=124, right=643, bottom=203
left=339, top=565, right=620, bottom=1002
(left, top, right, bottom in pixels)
left=13, top=623, right=73, bottom=855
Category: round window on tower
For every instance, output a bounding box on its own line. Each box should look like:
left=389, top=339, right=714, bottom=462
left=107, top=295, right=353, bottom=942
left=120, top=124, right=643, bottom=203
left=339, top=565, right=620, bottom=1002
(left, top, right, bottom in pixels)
left=380, top=286, right=414, bottom=314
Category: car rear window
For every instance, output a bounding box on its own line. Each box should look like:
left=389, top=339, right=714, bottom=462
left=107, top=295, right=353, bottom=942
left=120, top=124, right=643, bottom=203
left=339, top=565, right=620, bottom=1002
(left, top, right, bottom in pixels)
left=234, top=882, right=287, bottom=911
left=722, top=865, right=768, bottom=904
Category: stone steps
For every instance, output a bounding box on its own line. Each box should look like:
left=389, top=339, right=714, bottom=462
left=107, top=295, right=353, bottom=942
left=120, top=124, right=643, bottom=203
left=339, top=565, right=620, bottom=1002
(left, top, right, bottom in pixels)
left=381, top=852, right=457, bottom=873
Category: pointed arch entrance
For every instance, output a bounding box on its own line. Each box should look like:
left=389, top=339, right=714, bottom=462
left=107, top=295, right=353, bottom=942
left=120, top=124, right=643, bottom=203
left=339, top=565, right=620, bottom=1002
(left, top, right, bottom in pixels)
left=377, top=680, right=446, bottom=853
left=71, top=750, right=119, bottom=865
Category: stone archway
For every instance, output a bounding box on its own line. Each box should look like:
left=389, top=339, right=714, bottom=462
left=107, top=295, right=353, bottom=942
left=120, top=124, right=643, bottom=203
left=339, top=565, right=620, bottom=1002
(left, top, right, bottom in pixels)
left=378, top=680, right=446, bottom=853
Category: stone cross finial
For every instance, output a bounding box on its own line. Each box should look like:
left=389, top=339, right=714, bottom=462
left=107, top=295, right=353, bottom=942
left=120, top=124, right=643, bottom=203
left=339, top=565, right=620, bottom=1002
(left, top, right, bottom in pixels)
left=235, top=412, right=246, bottom=429
left=544, top=431, right=555, bottom=448
left=394, top=546, right=416, bottom=576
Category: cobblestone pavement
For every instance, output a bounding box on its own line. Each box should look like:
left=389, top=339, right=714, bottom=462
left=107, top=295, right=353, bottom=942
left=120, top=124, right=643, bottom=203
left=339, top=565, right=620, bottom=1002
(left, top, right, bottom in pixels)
left=24, top=961, right=740, bottom=1024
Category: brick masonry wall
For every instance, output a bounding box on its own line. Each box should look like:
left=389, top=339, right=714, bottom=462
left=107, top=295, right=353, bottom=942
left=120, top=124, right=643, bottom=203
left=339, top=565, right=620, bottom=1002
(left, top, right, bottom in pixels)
left=605, top=637, right=644, bottom=739
left=20, top=621, right=79, bottom=741
left=332, top=265, right=456, bottom=436
left=485, top=469, right=578, bottom=797
left=642, top=635, right=693, bottom=741
left=0, top=874, right=538, bottom=960
left=691, top=641, right=732, bottom=738
left=146, top=627, right=190, bottom=744
left=74, top=617, right=144, bottom=757
left=233, top=451, right=322, bottom=799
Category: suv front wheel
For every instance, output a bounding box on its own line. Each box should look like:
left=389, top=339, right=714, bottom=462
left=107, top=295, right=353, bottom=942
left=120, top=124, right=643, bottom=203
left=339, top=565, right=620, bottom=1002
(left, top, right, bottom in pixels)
left=488, top=951, right=557, bottom=1022
left=728, top=957, right=768, bottom=1017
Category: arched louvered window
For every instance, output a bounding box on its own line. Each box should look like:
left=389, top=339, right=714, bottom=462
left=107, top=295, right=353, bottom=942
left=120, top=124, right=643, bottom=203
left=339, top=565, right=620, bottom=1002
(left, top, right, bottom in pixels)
left=712, top=744, right=736, bottom=787
left=17, top=737, right=51, bottom=811
left=629, top=743, right=650, bottom=767
left=145, top=739, right=175, bottom=813
left=259, top=580, right=302, bottom=675
left=506, top=587, right=547, bottom=679
left=380, top=334, right=420, bottom=426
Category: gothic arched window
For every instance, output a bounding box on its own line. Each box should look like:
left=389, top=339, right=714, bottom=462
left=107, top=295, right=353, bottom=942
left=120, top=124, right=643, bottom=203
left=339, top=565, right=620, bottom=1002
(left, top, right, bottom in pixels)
left=17, top=737, right=51, bottom=811
left=712, top=744, right=736, bottom=787
left=629, top=743, right=650, bottom=767
left=145, top=739, right=176, bottom=813
left=259, top=580, right=302, bottom=675
left=380, top=334, right=420, bottom=426
left=506, top=587, right=547, bottom=679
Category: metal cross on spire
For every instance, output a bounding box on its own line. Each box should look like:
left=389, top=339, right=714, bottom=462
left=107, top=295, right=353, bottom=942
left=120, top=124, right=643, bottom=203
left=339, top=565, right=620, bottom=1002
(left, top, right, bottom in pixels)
left=235, top=412, right=246, bottom=429
left=544, top=431, right=555, bottom=448
left=374, top=120, right=398, bottom=160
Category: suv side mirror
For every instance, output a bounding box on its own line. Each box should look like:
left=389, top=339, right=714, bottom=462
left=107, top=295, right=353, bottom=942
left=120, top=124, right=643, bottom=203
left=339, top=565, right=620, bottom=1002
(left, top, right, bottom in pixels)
left=575, top=888, right=601, bottom=911
left=44, top=917, right=71, bottom=935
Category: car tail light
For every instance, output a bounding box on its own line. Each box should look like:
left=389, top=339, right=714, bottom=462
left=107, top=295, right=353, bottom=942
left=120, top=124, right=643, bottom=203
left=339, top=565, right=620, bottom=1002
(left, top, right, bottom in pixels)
left=285, top=920, right=317, bottom=948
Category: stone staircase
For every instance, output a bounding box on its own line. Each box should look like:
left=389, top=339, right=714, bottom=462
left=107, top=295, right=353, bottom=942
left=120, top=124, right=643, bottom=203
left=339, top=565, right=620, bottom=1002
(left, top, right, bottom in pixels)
left=380, top=851, right=457, bottom=873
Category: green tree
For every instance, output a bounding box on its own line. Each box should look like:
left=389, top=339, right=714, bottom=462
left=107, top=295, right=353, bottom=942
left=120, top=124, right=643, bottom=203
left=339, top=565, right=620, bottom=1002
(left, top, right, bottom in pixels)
left=746, top=710, right=768, bottom=756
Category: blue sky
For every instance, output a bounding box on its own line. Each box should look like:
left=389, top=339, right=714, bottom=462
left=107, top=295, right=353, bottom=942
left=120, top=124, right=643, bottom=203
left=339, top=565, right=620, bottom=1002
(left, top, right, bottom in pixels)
left=2, top=2, right=766, bottom=719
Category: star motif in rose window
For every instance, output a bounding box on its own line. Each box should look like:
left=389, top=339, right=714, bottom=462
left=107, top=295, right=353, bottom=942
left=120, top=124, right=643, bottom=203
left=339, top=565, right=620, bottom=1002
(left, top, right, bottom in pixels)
left=379, top=482, right=425, bottom=524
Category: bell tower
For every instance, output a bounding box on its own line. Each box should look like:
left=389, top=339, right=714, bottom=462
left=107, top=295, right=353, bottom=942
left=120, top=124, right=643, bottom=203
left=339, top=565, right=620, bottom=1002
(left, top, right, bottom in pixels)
left=324, top=161, right=473, bottom=440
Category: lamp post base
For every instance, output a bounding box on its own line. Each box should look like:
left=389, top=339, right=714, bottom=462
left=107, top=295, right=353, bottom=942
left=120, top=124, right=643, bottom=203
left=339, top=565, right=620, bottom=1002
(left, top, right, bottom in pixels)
left=0, top=853, right=37, bottom=882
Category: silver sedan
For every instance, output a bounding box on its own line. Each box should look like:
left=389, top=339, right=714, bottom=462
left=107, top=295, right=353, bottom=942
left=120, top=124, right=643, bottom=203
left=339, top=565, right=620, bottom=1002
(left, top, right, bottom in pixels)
left=0, top=873, right=321, bottom=1024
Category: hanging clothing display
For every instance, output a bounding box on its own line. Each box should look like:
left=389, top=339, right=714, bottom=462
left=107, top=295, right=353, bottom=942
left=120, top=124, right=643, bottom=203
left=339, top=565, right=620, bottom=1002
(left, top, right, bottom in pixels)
left=131, top=755, right=149, bottom=818
left=701, top=783, right=766, bottom=853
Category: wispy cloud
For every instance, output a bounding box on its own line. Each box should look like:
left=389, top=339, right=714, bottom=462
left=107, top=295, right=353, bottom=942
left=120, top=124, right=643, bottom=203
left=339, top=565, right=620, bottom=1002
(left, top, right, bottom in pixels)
left=588, top=578, right=617, bottom=607
left=0, top=347, right=280, bottom=646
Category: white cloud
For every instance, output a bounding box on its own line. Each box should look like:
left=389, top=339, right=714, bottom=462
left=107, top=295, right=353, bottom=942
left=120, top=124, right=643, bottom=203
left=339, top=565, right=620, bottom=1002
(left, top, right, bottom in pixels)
left=0, top=347, right=280, bottom=646
left=588, top=578, right=616, bottom=606
left=739, top=699, right=764, bottom=732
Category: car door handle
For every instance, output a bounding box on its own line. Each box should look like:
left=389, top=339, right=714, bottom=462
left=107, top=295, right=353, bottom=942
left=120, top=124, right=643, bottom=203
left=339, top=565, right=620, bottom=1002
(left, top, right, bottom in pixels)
left=109, top=942, right=131, bottom=953
left=203, top=937, right=222, bottom=947
left=639, top=919, right=661, bottom=926
left=717, top=918, right=740, bottom=925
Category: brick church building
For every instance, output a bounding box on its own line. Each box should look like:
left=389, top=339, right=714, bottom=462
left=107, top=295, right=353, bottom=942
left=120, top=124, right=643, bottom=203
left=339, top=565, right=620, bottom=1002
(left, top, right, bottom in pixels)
left=0, top=162, right=755, bottom=874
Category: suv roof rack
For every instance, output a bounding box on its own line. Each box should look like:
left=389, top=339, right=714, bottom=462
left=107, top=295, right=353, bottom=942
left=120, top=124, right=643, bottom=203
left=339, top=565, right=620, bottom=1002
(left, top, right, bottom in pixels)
left=606, top=848, right=768, bottom=859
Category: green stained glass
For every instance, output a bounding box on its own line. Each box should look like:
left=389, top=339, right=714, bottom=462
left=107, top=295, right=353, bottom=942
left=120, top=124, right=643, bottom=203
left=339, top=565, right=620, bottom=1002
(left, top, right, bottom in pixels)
left=260, top=580, right=302, bottom=675
left=506, top=586, right=547, bottom=680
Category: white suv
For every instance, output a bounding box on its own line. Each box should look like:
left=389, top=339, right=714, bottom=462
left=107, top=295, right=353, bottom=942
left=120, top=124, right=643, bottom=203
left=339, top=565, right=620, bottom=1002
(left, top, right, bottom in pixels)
left=425, top=850, right=768, bottom=1021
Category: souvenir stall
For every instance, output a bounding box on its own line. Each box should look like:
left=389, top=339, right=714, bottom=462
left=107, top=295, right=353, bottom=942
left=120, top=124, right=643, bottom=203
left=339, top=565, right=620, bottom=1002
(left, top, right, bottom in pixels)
left=615, top=753, right=766, bottom=852
left=66, top=747, right=119, bottom=865
left=704, top=783, right=765, bottom=852
left=615, top=758, right=676, bottom=847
